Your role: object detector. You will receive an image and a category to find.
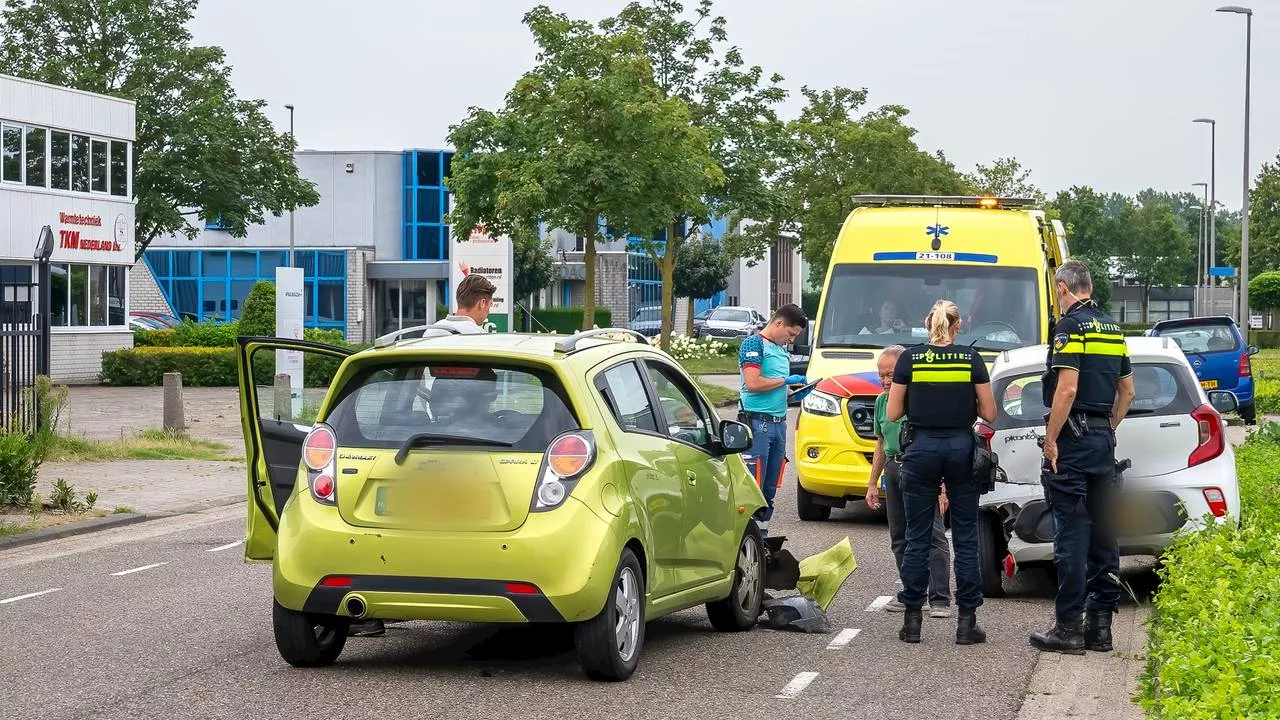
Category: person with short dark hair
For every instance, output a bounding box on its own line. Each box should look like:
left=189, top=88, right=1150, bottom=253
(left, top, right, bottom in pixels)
left=737, top=304, right=809, bottom=538
left=429, top=273, right=497, bottom=335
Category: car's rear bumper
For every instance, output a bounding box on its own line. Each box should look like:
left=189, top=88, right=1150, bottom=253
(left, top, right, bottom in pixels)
left=981, top=454, right=1240, bottom=565
left=273, top=492, right=622, bottom=623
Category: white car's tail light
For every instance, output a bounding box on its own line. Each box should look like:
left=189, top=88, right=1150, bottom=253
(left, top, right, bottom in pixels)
left=1188, top=404, right=1225, bottom=468
left=302, top=424, right=338, bottom=505
left=974, top=421, right=995, bottom=451
left=532, top=431, right=595, bottom=512
left=1202, top=488, right=1229, bottom=517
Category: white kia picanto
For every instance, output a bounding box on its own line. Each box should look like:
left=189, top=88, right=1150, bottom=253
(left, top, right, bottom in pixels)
left=973, top=336, right=1241, bottom=596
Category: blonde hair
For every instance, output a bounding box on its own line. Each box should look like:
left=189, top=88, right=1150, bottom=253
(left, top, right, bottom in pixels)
left=926, top=299, right=961, bottom=345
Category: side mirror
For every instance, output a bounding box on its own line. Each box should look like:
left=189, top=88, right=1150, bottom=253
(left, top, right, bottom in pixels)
left=1207, top=390, right=1239, bottom=414
left=718, top=419, right=752, bottom=454
left=1247, top=344, right=1260, bottom=356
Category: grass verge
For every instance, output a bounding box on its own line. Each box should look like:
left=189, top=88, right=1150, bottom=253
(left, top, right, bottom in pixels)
left=695, top=380, right=738, bottom=407
left=43, top=429, right=230, bottom=463
left=680, top=356, right=739, bottom=375
left=1140, top=421, right=1280, bottom=718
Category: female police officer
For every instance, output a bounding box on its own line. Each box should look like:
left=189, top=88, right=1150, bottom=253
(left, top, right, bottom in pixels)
left=887, top=299, right=996, bottom=645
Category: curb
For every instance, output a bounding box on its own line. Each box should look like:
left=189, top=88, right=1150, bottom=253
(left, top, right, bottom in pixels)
left=0, top=493, right=247, bottom=551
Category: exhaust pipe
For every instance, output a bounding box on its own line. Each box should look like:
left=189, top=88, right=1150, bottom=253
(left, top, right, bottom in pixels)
left=345, top=595, right=367, bottom=619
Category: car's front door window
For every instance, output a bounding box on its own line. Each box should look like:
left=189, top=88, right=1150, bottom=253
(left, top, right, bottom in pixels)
left=644, top=361, right=714, bottom=448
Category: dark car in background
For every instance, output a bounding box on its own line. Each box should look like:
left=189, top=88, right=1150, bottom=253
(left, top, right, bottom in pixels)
left=1147, top=316, right=1259, bottom=424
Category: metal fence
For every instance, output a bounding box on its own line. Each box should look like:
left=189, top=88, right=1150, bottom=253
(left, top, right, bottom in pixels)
left=0, top=272, right=47, bottom=434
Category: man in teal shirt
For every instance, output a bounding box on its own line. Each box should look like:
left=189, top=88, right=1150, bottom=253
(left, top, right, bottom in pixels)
left=738, top=304, right=809, bottom=538
left=866, top=344, right=952, bottom=617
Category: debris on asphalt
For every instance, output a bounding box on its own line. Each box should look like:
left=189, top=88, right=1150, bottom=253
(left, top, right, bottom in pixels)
left=760, top=593, right=832, bottom=633
left=795, top=537, right=857, bottom=611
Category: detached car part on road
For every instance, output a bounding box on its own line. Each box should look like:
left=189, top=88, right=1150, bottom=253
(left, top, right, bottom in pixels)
left=236, top=328, right=771, bottom=681
left=973, top=336, right=1241, bottom=596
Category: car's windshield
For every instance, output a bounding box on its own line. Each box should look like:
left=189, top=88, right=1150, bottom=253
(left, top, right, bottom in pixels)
left=1156, top=323, right=1239, bottom=354
left=816, top=263, right=1040, bottom=351
left=325, top=362, right=579, bottom=451
left=712, top=308, right=752, bottom=323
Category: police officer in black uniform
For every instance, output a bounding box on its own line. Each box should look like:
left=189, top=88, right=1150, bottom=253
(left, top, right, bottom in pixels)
left=887, top=299, right=997, bottom=645
left=1030, top=260, right=1136, bottom=655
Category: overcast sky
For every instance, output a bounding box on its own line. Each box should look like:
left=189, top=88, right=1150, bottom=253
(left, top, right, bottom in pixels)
left=191, top=0, right=1275, bottom=210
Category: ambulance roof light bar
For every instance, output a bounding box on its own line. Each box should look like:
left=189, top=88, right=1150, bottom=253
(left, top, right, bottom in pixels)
left=852, top=194, right=1038, bottom=209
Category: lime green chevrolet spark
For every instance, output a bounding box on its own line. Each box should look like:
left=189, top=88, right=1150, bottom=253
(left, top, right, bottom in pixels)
left=236, top=328, right=769, bottom=681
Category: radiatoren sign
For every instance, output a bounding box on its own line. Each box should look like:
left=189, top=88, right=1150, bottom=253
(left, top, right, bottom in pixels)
left=450, top=224, right=514, bottom=332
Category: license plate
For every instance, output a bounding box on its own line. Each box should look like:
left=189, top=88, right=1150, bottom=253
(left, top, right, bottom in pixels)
left=375, top=484, right=491, bottom=521
left=1200, top=379, right=1219, bottom=390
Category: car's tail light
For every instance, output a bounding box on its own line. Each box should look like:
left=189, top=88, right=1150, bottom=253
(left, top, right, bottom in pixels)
left=1202, top=487, right=1229, bottom=517
left=1188, top=404, right=1225, bottom=467
left=1239, top=352, right=1251, bottom=378
left=974, top=421, right=994, bottom=451
left=303, top=424, right=338, bottom=505
left=532, top=431, right=595, bottom=512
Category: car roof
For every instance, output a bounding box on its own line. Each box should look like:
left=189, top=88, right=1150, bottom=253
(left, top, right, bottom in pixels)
left=1151, top=316, right=1239, bottom=330
left=358, top=329, right=666, bottom=366
left=993, top=336, right=1188, bottom=375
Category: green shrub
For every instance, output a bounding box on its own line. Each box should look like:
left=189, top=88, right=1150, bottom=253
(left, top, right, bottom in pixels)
left=0, top=430, right=42, bottom=508
left=1141, top=430, right=1280, bottom=718
left=101, top=344, right=353, bottom=389
left=304, top=327, right=347, bottom=345
left=172, top=320, right=241, bottom=347
left=238, top=281, right=277, bottom=337
left=532, top=307, right=613, bottom=334
left=1119, top=323, right=1151, bottom=336
left=1248, top=330, right=1280, bottom=349
left=134, top=328, right=176, bottom=347
left=1254, top=378, right=1280, bottom=415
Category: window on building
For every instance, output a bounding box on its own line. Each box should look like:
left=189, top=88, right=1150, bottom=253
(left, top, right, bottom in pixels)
left=402, top=150, right=454, bottom=261
left=90, top=264, right=108, bottom=325
left=25, top=127, right=46, bottom=188
left=90, top=139, right=108, bottom=192
left=110, top=140, right=128, bottom=197
left=50, top=131, right=70, bottom=190
left=1147, top=299, right=1193, bottom=323
left=69, top=264, right=88, bottom=325
left=2, top=124, right=21, bottom=183
left=108, top=266, right=125, bottom=325
left=48, top=263, right=127, bottom=328
left=50, top=265, right=68, bottom=326
left=71, top=134, right=90, bottom=192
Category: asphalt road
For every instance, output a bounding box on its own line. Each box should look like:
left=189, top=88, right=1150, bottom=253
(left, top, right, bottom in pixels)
left=0, top=411, right=1160, bottom=720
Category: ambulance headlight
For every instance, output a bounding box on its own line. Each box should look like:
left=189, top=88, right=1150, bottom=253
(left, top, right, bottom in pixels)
left=802, top=390, right=841, bottom=417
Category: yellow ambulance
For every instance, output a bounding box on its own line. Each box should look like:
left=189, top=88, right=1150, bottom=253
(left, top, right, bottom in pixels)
left=794, top=195, right=1069, bottom=520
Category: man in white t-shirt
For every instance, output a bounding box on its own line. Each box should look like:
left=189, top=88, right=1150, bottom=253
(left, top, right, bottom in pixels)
left=426, top=273, right=497, bottom=335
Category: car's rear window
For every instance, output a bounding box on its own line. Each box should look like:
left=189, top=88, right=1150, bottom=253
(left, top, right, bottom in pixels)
left=993, top=361, right=1199, bottom=429
left=324, top=362, right=580, bottom=451
left=1154, top=323, right=1240, bottom=354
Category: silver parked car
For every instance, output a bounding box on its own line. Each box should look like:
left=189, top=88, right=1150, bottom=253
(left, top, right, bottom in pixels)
left=697, top=305, right=767, bottom=339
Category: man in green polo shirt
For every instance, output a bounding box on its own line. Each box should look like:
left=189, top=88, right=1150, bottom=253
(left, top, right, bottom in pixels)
left=866, top=344, right=953, bottom=617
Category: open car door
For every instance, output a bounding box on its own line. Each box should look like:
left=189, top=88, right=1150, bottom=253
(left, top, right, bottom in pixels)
left=236, top=336, right=355, bottom=562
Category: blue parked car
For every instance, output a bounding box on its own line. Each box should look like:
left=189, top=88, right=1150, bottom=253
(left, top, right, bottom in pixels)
left=1147, top=316, right=1260, bottom=424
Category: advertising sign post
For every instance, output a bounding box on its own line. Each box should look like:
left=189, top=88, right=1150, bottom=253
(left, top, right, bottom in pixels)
left=274, top=266, right=306, bottom=418
left=450, top=226, right=514, bottom=332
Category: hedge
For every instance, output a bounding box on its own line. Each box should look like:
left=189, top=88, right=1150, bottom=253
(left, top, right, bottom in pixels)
left=531, top=306, right=613, bottom=334
left=1248, top=330, right=1280, bottom=349
left=100, top=346, right=348, bottom=388
left=1141, top=427, right=1280, bottom=718
left=133, top=324, right=346, bottom=349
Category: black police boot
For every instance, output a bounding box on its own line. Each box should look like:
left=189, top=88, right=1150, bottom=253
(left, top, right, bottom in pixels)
left=1084, top=609, right=1114, bottom=652
left=955, top=610, right=987, bottom=645
left=1029, top=621, right=1086, bottom=655
left=899, top=606, right=923, bottom=644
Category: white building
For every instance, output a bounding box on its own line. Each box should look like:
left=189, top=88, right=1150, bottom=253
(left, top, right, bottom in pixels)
left=1, top=74, right=136, bottom=384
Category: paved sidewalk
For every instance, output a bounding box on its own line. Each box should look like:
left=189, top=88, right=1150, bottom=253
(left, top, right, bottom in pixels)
left=62, top=386, right=244, bottom=447
left=36, top=459, right=246, bottom=515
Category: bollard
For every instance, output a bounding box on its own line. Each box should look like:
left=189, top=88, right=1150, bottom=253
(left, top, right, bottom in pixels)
left=162, top=372, right=185, bottom=433
left=273, top=373, right=292, bottom=422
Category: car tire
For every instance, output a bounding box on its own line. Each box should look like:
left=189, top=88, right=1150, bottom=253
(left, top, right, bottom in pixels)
left=796, top=483, right=831, bottom=521
left=272, top=600, right=349, bottom=668
left=575, top=548, right=645, bottom=682
left=1241, top=402, right=1257, bottom=425
left=706, top=521, right=765, bottom=632
left=977, top=513, right=1006, bottom=598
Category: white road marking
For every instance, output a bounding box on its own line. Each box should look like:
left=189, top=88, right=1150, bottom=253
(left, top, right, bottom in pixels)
left=207, top=540, right=243, bottom=553
left=0, top=588, right=61, bottom=605
left=827, top=628, right=861, bottom=649
left=110, top=562, right=168, bottom=576
left=865, top=595, right=894, bottom=611
left=775, top=672, right=819, bottom=700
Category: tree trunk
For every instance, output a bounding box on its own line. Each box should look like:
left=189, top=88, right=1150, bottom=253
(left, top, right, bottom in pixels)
left=686, top=296, right=695, bottom=338
left=582, top=217, right=597, bottom=331
left=659, top=221, right=681, bottom=351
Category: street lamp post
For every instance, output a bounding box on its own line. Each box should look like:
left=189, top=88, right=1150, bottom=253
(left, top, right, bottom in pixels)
left=1193, top=182, right=1208, bottom=314
left=285, top=103, right=296, bottom=267
left=1194, top=118, right=1216, bottom=315
left=1217, top=5, right=1252, bottom=327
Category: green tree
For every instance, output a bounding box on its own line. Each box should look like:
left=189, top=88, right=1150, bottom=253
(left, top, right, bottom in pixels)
left=512, top=225, right=557, bottom=307
left=446, top=5, right=721, bottom=330
left=601, top=0, right=785, bottom=349
left=672, top=234, right=733, bottom=336
left=1248, top=271, right=1280, bottom=312
left=0, top=0, right=320, bottom=259
left=746, top=87, right=969, bottom=286
left=963, top=156, right=1045, bottom=204
left=238, top=281, right=276, bottom=337
left=1242, top=152, right=1280, bottom=275
left=1121, top=203, right=1194, bottom=319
